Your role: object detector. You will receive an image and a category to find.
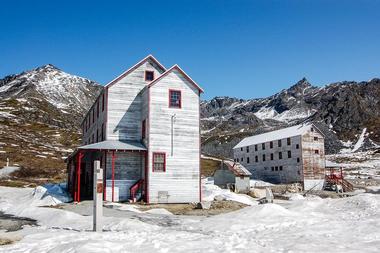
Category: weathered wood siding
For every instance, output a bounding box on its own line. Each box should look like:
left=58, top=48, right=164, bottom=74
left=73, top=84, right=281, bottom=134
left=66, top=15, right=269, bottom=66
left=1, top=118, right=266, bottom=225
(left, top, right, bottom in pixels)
left=234, top=135, right=303, bottom=184
left=106, top=60, right=164, bottom=141
left=148, top=69, right=200, bottom=203
left=82, top=89, right=107, bottom=145
left=105, top=151, right=144, bottom=201
left=301, top=129, right=325, bottom=190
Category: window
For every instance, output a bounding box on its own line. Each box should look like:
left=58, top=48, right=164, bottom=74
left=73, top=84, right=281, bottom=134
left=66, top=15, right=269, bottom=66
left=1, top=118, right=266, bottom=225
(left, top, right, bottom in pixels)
left=97, top=101, right=99, bottom=118
left=275, top=166, right=278, bottom=171
left=145, top=70, right=155, bottom=81
left=315, top=149, right=319, bottom=154
left=262, top=143, right=266, bottom=150
left=246, top=146, right=249, bottom=153
left=288, top=150, right=292, bottom=158
left=92, top=108, right=95, bottom=123
left=142, top=120, right=146, bottom=139
left=270, top=153, right=274, bottom=160
left=247, top=157, right=250, bottom=164
left=311, top=127, right=314, bottom=132
left=241, top=157, right=243, bottom=162
left=255, top=156, right=258, bottom=162
left=271, top=167, right=274, bottom=171
left=262, top=154, right=266, bottom=161
left=255, top=145, right=258, bottom=151
left=169, top=90, right=181, bottom=108
left=278, top=139, right=282, bottom=147
left=102, top=93, right=105, bottom=111
left=101, top=123, right=104, bottom=141
left=297, top=157, right=300, bottom=163
left=280, top=166, right=283, bottom=171
left=153, top=152, right=166, bottom=172
left=314, top=137, right=318, bottom=141
left=296, top=144, right=299, bottom=149
left=287, top=138, right=291, bottom=145
left=270, top=141, right=273, bottom=149
left=241, top=147, right=243, bottom=151
left=96, top=129, right=99, bottom=142
left=279, top=152, right=282, bottom=159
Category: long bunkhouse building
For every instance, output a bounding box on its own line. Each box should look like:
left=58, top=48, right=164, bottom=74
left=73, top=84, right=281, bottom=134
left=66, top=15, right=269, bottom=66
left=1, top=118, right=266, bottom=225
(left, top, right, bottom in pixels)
left=67, top=55, right=203, bottom=203
left=233, top=123, right=326, bottom=190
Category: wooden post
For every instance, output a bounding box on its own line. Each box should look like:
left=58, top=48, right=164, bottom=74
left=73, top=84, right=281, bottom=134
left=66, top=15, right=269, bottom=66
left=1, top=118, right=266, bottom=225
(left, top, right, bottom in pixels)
left=111, top=151, right=116, bottom=202
left=76, top=151, right=84, bottom=203
left=93, top=160, right=103, bottom=232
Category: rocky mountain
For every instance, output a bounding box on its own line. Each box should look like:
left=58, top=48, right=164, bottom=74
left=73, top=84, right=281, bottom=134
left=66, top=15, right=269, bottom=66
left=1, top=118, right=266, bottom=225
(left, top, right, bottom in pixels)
left=201, top=78, right=380, bottom=157
left=0, top=65, right=378, bottom=185
left=0, top=65, right=102, bottom=186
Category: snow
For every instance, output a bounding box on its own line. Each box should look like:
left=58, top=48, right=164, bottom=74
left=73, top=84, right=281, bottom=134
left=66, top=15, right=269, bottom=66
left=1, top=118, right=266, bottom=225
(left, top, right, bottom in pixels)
left=202, top=178, right=257, bottom=206
left=1, top=183, right=380, bottom=252
left=250, top=179, right=274, bottom=187
left=0, top=166, right=20, bottom=178
left=351, top=128, right=367, bottom=152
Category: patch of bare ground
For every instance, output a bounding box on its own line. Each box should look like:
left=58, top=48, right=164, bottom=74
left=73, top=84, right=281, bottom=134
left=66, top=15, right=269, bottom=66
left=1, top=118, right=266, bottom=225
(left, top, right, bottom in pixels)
left=137, top=200, right=248, bottom=216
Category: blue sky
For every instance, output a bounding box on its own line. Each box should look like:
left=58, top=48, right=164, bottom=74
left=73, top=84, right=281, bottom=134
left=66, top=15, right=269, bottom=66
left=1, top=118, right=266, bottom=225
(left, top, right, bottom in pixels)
left=1, top=0, right=379, bottom=100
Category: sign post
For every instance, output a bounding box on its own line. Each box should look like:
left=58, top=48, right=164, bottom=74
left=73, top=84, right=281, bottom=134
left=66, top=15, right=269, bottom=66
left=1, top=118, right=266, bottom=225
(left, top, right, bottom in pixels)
left=93, top=160, right=103, bottom=232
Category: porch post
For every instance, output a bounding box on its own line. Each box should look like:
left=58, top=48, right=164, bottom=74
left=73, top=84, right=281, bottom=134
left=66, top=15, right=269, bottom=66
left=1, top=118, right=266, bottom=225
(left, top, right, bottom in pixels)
left=144, top=151, right=149, bottom=203
left=76, top=151, right=84, bottom=203
left=111, top=151, right=116, bottom=202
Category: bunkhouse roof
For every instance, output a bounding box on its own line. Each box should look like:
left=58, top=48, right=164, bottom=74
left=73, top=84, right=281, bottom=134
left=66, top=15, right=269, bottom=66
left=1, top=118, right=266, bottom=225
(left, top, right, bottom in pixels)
left=223, top=160, right=252, bottom=176
left=77, top=140, right=147, bottom=151
left=234, top=123, right=323, bottom=149
left=105, top=54, right=166, bottom=88
left=148, top=64, right=204, bottom=93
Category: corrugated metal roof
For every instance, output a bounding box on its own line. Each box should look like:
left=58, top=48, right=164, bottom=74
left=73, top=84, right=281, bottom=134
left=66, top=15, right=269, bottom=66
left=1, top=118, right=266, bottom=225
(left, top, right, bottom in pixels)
left=77, top=140, right=147, bottom=151
left=224, top=160, right=252, bottom=176
left=234, top=123, right=318, bottom=149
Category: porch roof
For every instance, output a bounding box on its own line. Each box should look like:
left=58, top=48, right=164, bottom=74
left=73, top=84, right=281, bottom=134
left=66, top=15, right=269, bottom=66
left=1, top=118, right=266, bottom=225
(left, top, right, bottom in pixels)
left=77, top=140, right=147, bottom=151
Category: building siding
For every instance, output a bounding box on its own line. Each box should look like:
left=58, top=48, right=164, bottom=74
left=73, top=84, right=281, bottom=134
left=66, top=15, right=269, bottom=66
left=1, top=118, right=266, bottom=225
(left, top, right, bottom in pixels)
left=148, top=69, right=200, bottom=203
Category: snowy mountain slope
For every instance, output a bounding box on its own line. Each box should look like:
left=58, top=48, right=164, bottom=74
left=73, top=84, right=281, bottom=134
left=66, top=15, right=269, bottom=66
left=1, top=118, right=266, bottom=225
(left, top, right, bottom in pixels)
left=0, top=65, right=102, bottom=185
left=201, top=78, right=380, bottom=157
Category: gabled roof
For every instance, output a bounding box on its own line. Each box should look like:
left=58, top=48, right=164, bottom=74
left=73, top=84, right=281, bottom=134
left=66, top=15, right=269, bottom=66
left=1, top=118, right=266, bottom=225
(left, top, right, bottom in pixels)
left=148, top=64, right=204, bottom=93
left=234, top=123, right=323, bottom=149
left=105, top=54, right=166, bottom=88
left=223, top=160, right=252, bottom=176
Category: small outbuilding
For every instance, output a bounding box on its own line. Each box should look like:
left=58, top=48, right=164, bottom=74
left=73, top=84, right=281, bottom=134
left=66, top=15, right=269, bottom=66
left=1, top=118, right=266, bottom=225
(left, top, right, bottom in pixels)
left=214, top=160, right=252, bottom=193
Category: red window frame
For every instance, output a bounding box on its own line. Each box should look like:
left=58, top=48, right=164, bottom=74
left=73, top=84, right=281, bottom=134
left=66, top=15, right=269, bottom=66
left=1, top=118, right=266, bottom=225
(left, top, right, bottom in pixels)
left=152, top=152, right=166, bottom=172
left=142, top=119, right=146, bottom=139
left=145, top=70, right=155, bottom=81
left=169, top=89, right=182, bottom=108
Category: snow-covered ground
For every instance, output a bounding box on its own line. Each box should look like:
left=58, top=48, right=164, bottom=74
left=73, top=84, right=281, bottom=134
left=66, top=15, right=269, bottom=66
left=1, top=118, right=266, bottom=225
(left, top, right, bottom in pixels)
left=1, top=182, right=380, bottom=252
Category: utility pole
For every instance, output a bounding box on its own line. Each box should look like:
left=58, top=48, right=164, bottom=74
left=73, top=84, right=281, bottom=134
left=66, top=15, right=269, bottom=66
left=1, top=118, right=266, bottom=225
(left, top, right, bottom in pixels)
left=93, top=160, right=103, bottom=232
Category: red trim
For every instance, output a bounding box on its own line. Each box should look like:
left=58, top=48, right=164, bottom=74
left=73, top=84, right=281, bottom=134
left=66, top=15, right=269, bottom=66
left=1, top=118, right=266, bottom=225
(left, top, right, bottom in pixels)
left=111, top=151, right=116, bottom=202
left=152, top=152, right=166, bottom=172
left=198, top=89, right=202, bottom=202
left=146, top=87, right=151, bottom=203
left=148, top=65, right=204, bottom=93
left=169, top=89, right=182, bottom=109
left=105, top=55, right=166, bottom=88
left=76, top=151, right=84, bottom=202
left=104, top=150, right=107, bottom=200
left=144, top=70, right=155, bottom=81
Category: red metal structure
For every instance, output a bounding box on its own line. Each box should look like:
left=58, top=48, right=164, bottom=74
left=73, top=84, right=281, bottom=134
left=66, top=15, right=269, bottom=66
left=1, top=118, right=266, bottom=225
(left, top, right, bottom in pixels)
left=325, top=167, right=354, bottom=192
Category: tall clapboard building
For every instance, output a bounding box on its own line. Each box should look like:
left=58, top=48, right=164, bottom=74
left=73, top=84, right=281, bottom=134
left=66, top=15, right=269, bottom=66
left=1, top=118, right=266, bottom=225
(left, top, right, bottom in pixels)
left=67, top=55, right=203, bottom=203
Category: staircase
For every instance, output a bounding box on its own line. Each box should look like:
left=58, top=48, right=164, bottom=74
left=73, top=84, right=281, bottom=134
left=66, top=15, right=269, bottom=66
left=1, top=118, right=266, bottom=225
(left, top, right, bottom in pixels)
left=129, top=179, right=144, bottom=203
left=324, top=168, right=354, bottom=192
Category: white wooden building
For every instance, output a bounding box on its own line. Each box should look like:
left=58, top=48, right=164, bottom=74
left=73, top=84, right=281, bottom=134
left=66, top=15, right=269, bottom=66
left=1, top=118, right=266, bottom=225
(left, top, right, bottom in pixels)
left=214, top=160, right=251, bottom=193
left=233, top=123, right=326, bottom=190
left=67, top=55, right=203, bottom=203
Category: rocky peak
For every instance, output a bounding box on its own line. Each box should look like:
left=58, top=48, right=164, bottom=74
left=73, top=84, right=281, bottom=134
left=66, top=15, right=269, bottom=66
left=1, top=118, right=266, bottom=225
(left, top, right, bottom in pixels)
left=287, top=77, right=312, bottom=94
